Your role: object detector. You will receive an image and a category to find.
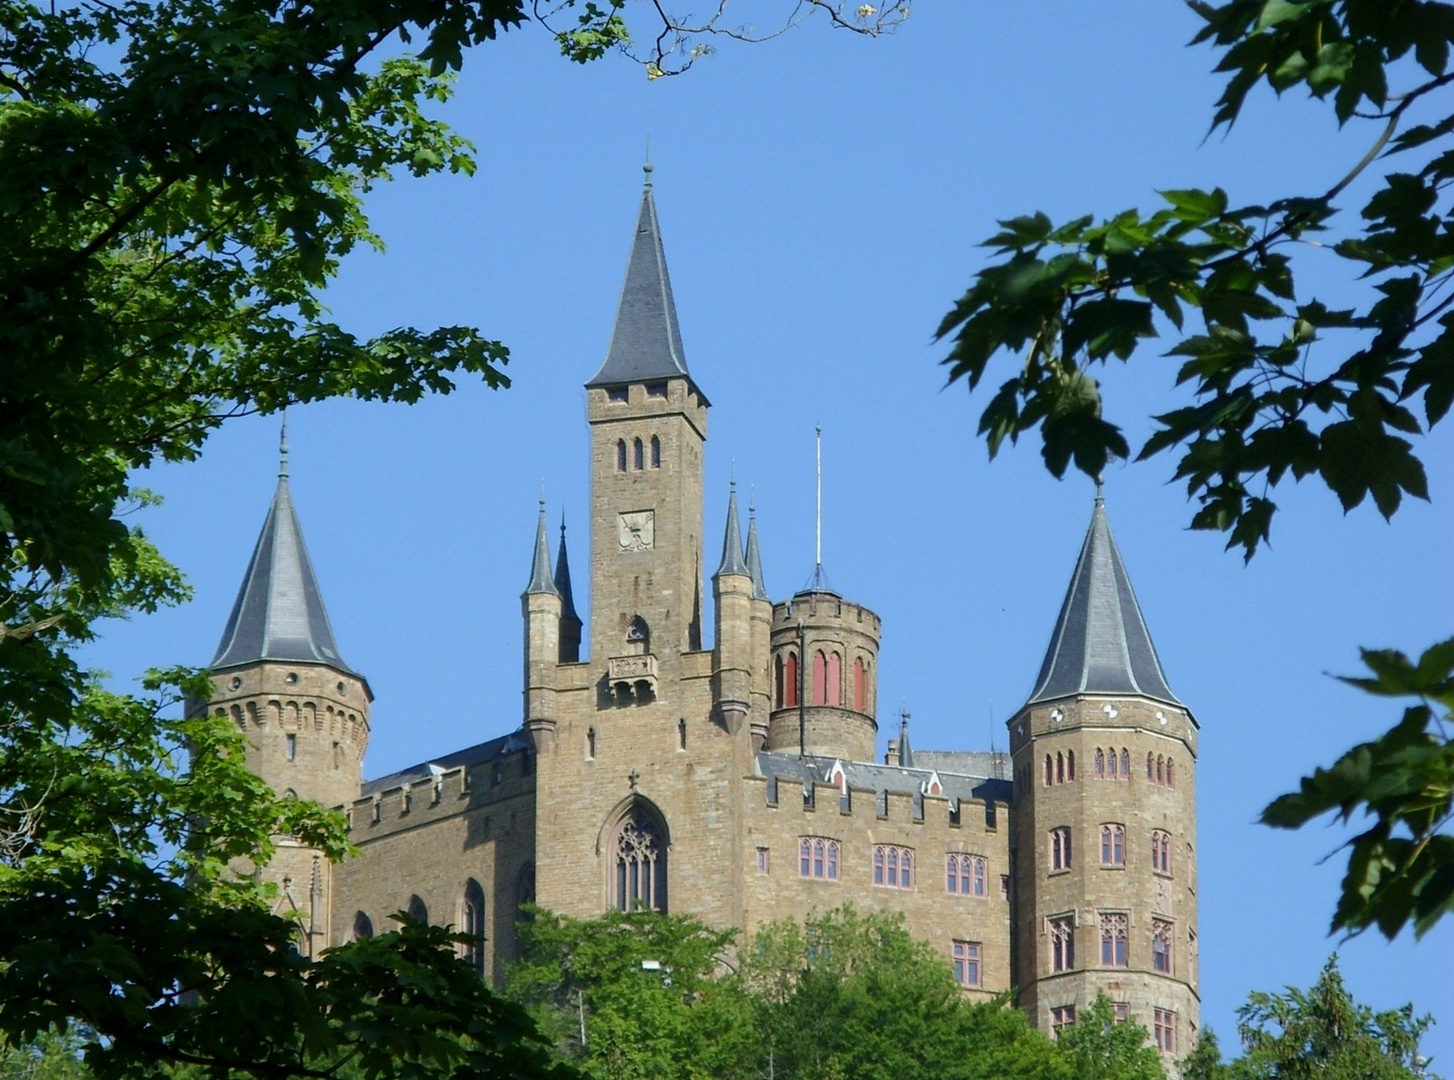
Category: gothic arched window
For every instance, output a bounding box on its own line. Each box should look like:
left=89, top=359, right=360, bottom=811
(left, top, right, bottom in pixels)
left=1094, top=748, right=1105, bottom=778
left=650, top=435, right=661, bottom=468
left=1120, top=747, right=1129, bottom=779
left=775, top=655, right=785, bottom=708
left=826, top=652, right=842, bottom=706
left=784, top=653, right=799, bottom=708
left=633, top=437, right=644, bottom=470
left=616, top=440, right=627, bottom=472
left=811, top=651, right=827, bottom=705
left=613, top=804, right=668, bottom=912
left=462, top=880, right=485, bottom=978
left=353, top=911, right=373, bottom=940
left=853, top=658, right=866, bottom=712
left=406, top=895, right=428, bottom=924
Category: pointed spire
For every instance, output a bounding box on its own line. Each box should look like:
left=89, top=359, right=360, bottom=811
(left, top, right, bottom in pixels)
left=586, top=173, right=698, bottom=393
left=524, top=500, right=559, bottom=597
left=897, top=709, right=914, bottom=768
left=212, top=431, right=352, bottom=673
left=555, top=513, right=579, bottom=621
left=715, top=481, right=749, bottom=579
left=1024, top=493, right=1181, bottom=708
left=745, top=498, right=769, bottom=601
left=278, top=410, right=290, bottom=479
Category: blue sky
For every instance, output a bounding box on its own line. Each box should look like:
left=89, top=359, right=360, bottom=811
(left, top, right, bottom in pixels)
left=91, top=3, right=1452, bottom=1064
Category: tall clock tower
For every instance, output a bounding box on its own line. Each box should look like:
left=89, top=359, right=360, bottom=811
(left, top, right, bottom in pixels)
left=584, top=162, right=707, bottom=664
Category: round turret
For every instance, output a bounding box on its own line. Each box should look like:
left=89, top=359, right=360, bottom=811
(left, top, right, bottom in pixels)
left=766, top=589, right=879, bottom=761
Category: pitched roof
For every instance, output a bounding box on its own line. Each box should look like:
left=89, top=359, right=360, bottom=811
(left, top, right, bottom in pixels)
left=714, top=483, right=749, bottom=579
left=524, top=501, right=559, bottom=597
left=745, top=503, right=770, bottom=601
left=212, top=469, right=353, bottom=674
left=1024, top=494, right=1182, bottom=708
left=586, top=178, right=697, bottom=392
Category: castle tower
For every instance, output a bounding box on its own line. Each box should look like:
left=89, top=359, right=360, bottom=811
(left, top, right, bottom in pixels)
left=203, top=422, right=371, bottom=954
left=743, top=502, right=774, bottom=749
left=766, top=583, right=880, bottom=761
left=584, top=163, right=708, bottom=667
left=1009, top=493, right=1199, bottom=1060
left=712, top=482, right=753, bottom=734
left=523, top=500, right=563, bottom=752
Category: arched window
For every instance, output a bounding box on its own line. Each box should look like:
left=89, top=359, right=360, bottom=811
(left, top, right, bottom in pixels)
left=972, top=856, right=986, bottom=896
left=1151, top=830, right=1171, bottom=874
left=516, top=864, right=536, bottom=917
left=774, top=655, right=785, bottom=708
left=1166, top=759, right=1175, bottom=788
left=677, top=717, right=687, bottom=750
left=1050, top=827, right=1071, bottom=871
left=406, top=895, right=428, bottom=924
left=853, top=657, right=866, bottom=711
left=633, top=437, right=644, bottom=470
left=650, top=435, right=661, bottom=468
left=1157, top=755, right=1165, bottom=785
left=1055, top=752, right=1064, bottom=784
left=586, top=727, right=596, bottom=759
left=784, top=653, right=799, bottom=707
left=1044, top=755, right=1053, bottom=787
left=1107, top=747, right=1118, bottom=779
left=616, top=439, right=627, bottom=472
left=462, top=880, right=485, bottom=978
left=613, top=804, right=667, bottom=912
left=797, top=838, right=840, bottom=880
left=1067, top=750, right=1075, bottom=781
left=826, top=652, right=841, bottom=706
left=873, top=845, right=913, bottom=889
left=353, top=911, right=373, bottom=940
left=1152, top=919, right=1173, bottom=973
left=1100, top=912, right=1129, bottom=967
left=811, top=651, right=827, bottom=705
left=626, top=615, right=650, bottom=654
left=1147, top=752, right=1155, bottom=781
left=1094, top=749, right=1105, bottom=778
left=1120, top=748, right=1129, bottom=779
left=1100, top=824, right=1125, bottom=866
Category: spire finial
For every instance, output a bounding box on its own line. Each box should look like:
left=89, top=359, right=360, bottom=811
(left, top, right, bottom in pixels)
left=1094, top=476, right=1105, bottom=505
left=643, top=138, right=653, bottom=187
left=814, top=424, right=823, bottom=571
left=278, top=410, right=290, bottom=480
left=560, top=509, right=567, bottom=540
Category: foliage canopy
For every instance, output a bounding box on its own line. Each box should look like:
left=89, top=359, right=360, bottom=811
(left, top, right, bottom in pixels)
left=936, top=0, right=1454, bottom=941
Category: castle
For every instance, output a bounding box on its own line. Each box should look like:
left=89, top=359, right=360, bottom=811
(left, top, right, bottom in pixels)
left=200, top=169, right=1200, bottom=1058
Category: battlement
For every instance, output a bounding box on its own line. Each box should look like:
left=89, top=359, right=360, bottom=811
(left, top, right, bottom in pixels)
left=350, top=739, right=534, bottom=842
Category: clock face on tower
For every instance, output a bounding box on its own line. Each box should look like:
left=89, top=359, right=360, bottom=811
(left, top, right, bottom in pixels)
left=618, top=510, right=655, bottom=552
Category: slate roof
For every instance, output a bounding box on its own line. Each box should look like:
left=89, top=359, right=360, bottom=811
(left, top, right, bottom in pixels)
left=586, top=179, right=701, bottom=395
left=360, top=732, right=530, bottom=797
left=715, top=483, right=749, bottom=579
left=524, top=502, right=559, bottom=596
left=756, top=751, right=1012, bottom=807
left=1024, top=494, right=1181, bottom=708
left=212, top=469, right=353, bottom=675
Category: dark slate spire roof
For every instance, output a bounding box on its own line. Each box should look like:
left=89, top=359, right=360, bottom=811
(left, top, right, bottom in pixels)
left=586, top=167, right=698, bottom=393
left=1024, top=493, right=1182, bottom=708
left=745, top=501, right=769, bottom=601
left=896, top=713, right=914, bottom=768
left=715, top=482, right=750, bottom=579
left=555, top=514, right=580, bottom=624
left=524, top=501, right=559, bottom=597
left=212, top=425, right=353, bottom=674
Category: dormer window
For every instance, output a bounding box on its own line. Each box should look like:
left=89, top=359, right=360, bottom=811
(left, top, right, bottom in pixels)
left=645, top=382, right=667, bottom=398
left=607, top=387, right=629, bottom=404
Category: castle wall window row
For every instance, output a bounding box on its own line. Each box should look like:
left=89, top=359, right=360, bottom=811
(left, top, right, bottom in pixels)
left=1093, top=747, right=1131, bottom=780
left=1043, top=750, right=1074, bottom=785
left=1154, top=1009, right=1176, bottom=1054
left=799, top=837, right=840, bottom=880
left=872, top=844, right=914, bottom=889
left=1147, top=752, right=1176, bottom=787
left=946, top=853, right=987, bottom=896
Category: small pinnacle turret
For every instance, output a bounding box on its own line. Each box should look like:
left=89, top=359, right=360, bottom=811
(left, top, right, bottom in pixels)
left=556, top=514, right=582, bottom=663
left=745, top=500, right=769, bottom=601
left=212, top=421, right=352, bottom=673
left=524, top=500, right=559, bottom=597
left=1024, top=491, right=1181, bottom=708
left=714, top=482, right=749, bottom=579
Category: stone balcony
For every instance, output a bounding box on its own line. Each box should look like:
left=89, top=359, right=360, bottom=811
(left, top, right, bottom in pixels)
left=608, top=654, right=658, bottom=702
